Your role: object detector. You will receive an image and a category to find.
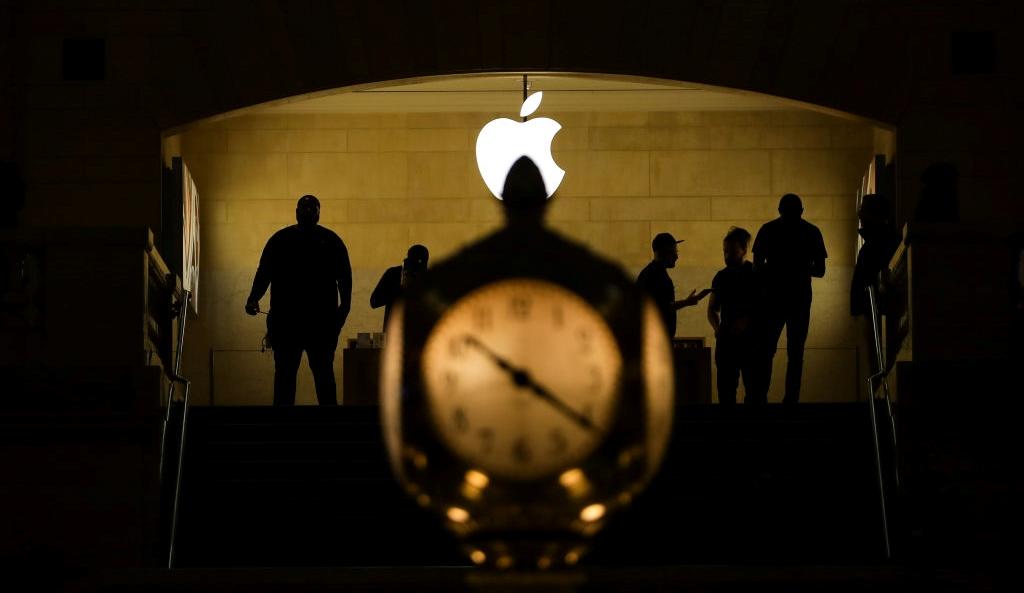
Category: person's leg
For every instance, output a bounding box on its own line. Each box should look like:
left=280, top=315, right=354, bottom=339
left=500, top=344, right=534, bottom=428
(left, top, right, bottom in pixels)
left=750, top=313, right=784, bottom=404
left=715, top=338, right=739, bottom=405
left=782, top=302, right=811, bottom=404
left=306, top=347, right=338, bottom=406
left=738, top=335, right=759, bottom=403
left=272, top=348, right=302, bottom=406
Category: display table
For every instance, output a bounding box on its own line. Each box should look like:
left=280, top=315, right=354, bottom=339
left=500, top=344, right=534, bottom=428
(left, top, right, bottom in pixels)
left=672, top=337, right=712, bottom=405
left=342, top=346, right=381, bottom=405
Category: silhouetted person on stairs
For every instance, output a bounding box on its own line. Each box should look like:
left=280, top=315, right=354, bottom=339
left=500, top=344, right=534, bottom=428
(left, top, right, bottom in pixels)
left=245, top=195, right=352, bottom=405
left=752, top=193, right=827, bottom=404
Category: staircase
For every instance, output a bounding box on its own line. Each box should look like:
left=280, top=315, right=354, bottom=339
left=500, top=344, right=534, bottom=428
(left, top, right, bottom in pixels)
left=172, top=405, right=462, bottom=567
left=590, top=403, right=889, bottom=565
left=172, top=403, right=890, bottom=567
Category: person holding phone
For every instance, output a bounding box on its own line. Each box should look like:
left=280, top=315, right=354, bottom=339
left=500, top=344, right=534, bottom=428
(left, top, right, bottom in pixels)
left=708, top=227, right=761, bottom=404
left=245, top=195, right=352, bottom=406
left=371, top=244, right=429, bottom=332
left=637, top=232, right=712, bottom=339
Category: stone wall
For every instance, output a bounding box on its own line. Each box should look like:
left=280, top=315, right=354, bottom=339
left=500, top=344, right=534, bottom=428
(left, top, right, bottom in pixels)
left=176, top=108, right=874, bottom=404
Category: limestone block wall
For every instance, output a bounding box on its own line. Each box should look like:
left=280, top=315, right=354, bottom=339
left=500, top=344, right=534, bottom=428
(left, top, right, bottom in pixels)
left=175, top=109, right=875, bottom=405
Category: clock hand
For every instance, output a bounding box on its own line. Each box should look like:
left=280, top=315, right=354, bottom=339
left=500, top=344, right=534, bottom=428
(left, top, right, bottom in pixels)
left=462, top=335, right=602, bottom=434
left=521, top=374, right=603, bottom=435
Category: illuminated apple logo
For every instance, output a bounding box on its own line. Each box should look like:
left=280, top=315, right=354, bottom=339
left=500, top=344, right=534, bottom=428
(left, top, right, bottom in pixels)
left=475, top=92, right=564, bottom=200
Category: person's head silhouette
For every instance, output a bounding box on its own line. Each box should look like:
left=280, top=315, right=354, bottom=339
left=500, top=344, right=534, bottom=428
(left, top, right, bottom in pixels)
left=723, top=226, right=751, bottom=267
left=652, top=232, right=683, bottom=268
left=858, top=193, right=890, bottom=229
left=501, top=156, right=548, bottom=226
left=296, top=194, right=320, bottom=228
left=778, top=193, right=804, bottom=221
left=404, top=244, right=429, bottom=275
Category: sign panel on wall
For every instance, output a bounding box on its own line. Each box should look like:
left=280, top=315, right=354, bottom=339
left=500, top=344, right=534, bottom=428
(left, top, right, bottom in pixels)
left=181, top=160, right=200, bottom=312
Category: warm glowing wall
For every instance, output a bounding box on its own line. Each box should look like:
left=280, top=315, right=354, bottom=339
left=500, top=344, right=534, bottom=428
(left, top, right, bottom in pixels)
left=176, top=109, right=875, bottom=404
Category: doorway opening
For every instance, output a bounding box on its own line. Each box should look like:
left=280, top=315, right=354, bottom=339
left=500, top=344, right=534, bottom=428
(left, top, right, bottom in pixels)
left=162, top=73, right=895, bottom=406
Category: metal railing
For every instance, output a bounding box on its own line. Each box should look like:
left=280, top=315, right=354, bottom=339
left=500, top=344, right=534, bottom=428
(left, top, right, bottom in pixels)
left=868, top=284, right=900, bottom=488
left=865, top=283, right=900, bottom=559
left=158, top=290, right=192, bottom=569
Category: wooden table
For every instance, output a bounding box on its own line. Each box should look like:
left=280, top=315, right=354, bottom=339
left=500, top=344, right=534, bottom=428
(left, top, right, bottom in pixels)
left=672, top=337, right=712, bottom=405
left=342, top=346, right=381, bottom=405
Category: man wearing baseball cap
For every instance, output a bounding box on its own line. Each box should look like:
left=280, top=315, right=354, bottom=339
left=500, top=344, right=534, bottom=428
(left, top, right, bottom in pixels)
left=637, top=232, right=712, bottom=338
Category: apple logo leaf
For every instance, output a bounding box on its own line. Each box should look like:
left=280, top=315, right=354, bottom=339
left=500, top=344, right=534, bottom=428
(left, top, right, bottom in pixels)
left=520, top=91, right=544, bottom=118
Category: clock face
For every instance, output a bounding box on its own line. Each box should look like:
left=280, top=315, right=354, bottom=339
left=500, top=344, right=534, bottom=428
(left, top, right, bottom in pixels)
left=421, top=278, right=623, bottom=481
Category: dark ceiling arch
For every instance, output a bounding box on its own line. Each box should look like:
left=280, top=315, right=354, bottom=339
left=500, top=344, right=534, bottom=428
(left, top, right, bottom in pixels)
left=152, top=0, right=927, bottom=130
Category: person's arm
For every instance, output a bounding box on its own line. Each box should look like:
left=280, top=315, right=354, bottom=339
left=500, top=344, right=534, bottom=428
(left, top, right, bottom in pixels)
left=370, top=267, right=400, bottom=309
left=707, top=291, right=721, bottom=336
left=674, top=288, right=712, bottom=309
left=810, top=228, right=827, bottom=278
left=752, top=227, right=766, bottom=271
left=245, top=237, right=274, bottom=315
left=336, top=239, right=353, bottom=329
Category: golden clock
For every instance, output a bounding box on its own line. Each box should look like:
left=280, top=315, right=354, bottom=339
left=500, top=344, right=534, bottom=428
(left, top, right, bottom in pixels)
left=380, top=155, right=674, bottom=571
left=382, top=278, right=672, bottom=570
left=420, top=278, right=622, bottom=482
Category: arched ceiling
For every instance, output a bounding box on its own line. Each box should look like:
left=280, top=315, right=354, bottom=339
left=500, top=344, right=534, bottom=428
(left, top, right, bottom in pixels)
left=255, top=74, right=795, bottom=114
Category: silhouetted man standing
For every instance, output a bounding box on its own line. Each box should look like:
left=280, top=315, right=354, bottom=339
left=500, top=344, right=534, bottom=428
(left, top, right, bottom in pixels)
left=371, top=244, right=428, bottom=332
left=752, top=193, right=827, bottom=404
left=708, top=227, right=760, bottom=404
left=637, top=233, right=710, bottom=339
left=245, top=195, right=352, bottom=406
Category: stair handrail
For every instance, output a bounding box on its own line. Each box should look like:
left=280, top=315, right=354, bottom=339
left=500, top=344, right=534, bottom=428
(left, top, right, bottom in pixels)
left=865, top=281, right=900, bottom=560
left=867, top=283, right=900, bottom=488
left=158, top=289, right=192, bottom=569
left=158, top=290, right=189, bottom=481
left=865, top=361, right=892, bottom=559
left=166, top=372, right=191, bottom=569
